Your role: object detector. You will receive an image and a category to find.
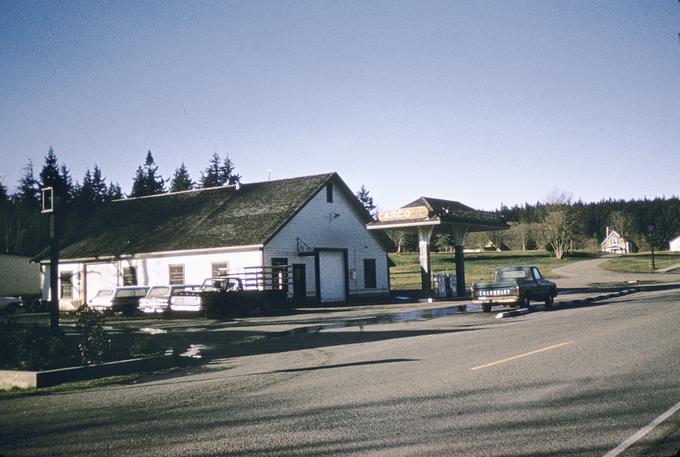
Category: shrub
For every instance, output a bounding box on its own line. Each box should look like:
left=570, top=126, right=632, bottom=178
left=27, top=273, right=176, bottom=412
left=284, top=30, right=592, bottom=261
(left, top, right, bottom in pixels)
left=75, top=305, right=111, bottom=365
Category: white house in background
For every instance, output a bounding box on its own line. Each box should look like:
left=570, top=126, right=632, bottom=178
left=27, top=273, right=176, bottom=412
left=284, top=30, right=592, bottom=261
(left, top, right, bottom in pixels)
left=670, top=235, right=680, bottom=252
left=600, top=227, right=634, bottom=254
left=34, top=173, right=393, bottom=311
left=0, top=254, right=40, bottom=297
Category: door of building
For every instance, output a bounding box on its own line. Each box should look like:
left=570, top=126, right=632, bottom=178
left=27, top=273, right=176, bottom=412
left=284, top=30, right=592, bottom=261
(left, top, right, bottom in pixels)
left=292, top=264, right=306, bottom=305
left=318, top=250, right=347, bottom=303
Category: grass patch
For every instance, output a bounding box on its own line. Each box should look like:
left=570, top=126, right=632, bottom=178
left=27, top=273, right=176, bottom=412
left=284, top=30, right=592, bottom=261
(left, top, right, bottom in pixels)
left=0, top=366, right=189, bottom=398
left=601, top=252, right=680, bottom=273
left=0, top=373, right=142, bottom=398
left=389, top=250, right=600, bottom=289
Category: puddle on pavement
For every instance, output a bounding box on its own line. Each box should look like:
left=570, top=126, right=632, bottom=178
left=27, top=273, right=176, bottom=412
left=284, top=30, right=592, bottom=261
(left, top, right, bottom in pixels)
left=281, top=304, right=481, bottom=336
left=181, top=344, right=212, bottom=358
left=139, top=327, right=168, bottom=335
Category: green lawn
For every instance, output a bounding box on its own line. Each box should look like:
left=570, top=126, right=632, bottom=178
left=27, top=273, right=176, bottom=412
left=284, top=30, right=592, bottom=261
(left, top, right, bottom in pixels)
left=600, top=252, right=680, bottom=273
left=389, top=250, right=599, bottom=290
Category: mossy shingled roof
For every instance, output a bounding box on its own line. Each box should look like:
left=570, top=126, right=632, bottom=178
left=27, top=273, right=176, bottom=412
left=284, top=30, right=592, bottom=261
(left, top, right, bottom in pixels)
left=43, top=173, right=339, bottom=261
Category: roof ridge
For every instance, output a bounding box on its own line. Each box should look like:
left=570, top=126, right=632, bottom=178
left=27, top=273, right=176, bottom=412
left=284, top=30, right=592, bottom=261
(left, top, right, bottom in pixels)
left=113, top=172, right=337, bottom=202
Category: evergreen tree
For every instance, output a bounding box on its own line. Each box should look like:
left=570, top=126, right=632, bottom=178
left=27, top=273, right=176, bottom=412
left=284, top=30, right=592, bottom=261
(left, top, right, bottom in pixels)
left=16, top=160, right=39, bottom=209
left=200, top=153, right=242, bottom=188
left=355, top=185, right=376, bottom=219
left=107, top=182, right=123, bottom=201
left=91, top=165, right=108, bottom=206
left=38, top=147, right=70, bottom=202
left=200, top=152, right=223, bottom=188
left=0, top=179, right=9, bottom=253
left=130, top=150, right=165, bottom=197
left=13, top=160, right=42, bottom=255
left=169, top=162, right=194, bottom=192
left=220, top=155, right=241, bottom=185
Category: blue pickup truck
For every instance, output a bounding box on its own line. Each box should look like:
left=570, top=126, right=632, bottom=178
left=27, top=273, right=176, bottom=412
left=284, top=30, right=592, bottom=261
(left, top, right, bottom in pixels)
left=471, top=265, right=558, bottom=313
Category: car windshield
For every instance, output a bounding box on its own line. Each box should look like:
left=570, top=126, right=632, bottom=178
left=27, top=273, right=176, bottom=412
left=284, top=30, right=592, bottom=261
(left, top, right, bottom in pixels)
left=94, top=289, right=114, bottom=298
left=116, top=289, right=137, bottom=297
left=202, top=279, right=225, bottom=291
left=147, top=287, right=170, bottom=298
left=499, top=270, right=527, bottom=280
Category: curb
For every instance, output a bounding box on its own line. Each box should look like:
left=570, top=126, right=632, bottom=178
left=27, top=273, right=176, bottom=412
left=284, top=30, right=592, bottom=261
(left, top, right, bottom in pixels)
left=495, top=288, right=639, bottom=319
left=0, top=353, right=201, bottom=390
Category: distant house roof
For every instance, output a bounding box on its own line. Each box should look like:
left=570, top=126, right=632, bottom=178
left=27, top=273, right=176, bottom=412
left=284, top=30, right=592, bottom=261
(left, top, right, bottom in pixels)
left=600, top=228, right=623, bottom=246
left=35, top=173, right=390, bottom=262
left=368, top=196, right=508, bottom=232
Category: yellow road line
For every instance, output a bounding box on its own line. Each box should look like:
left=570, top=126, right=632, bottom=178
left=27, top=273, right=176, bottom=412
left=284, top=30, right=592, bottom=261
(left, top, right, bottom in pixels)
left=471, top=341, right=574, bottom=370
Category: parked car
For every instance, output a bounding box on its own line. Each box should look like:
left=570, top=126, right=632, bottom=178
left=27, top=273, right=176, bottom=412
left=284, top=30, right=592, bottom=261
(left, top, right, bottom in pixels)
left=0, top=296, right=23, bottom=314
left=88, top=286, right=149, bottom=316
left=471, top=265, right=557, bottom=313
left=138, top=284, right=200, bottom=314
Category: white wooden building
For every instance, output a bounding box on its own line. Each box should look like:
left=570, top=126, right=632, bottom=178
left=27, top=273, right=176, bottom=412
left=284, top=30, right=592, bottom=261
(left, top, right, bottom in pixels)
left=36, top=173, right=392, bottom=311
left=600, top=227, right=633, bottom=254
left=670, top=235, right=680, bottom=252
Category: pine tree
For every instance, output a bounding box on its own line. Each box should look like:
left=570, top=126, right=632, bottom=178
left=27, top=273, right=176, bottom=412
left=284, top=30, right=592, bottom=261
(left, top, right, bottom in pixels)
left=17, top=160, right=39, bottom=209
left=200, top=153, right=223, bottom=188
left=0, top=179, right=9, bottom=253
left=220, top=155, right=241, bottom=185
left=130, top=150, right=165, bottom=197
left=91, top=165, right=108, bottom=206
left=169, top=162, right=194, bottom=192
left=355, top=185, right=376, bottom=219
left=107, top=182, right=123, bottom=201
left=39, top=147, right=67, bottom=198
left=200, top=153, right=242, bottom=188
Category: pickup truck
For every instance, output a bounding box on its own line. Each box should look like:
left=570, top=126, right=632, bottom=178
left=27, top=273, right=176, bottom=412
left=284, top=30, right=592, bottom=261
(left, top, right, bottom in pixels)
left=471, top=265, right=557, bottom=313
left=170, top=276, right=288, bottom=316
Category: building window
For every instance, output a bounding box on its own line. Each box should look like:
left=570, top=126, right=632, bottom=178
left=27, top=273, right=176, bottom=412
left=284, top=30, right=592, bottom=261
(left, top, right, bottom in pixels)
left=169, top=265, right=185, bottom=285
left=60, top=272, right=73, bottom=298
left=611, top=237, right=618, bottom=245
left=212, top=262, right=229, bottom=277
left=272, top=258, right=288, bottom=292
left=123, top=267, right=137, bottom=286
left=364, top=259, right=376, bottom=289
left=326, top=183, right=333, bottom=203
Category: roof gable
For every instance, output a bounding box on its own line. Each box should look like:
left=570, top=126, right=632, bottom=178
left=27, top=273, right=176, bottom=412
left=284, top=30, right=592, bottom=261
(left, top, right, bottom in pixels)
left=600, top=229, right=623, bottom=246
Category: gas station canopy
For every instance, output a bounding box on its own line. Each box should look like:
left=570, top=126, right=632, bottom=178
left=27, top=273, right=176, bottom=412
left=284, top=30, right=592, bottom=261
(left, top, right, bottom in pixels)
left=367, top=197, right=508, bottom=297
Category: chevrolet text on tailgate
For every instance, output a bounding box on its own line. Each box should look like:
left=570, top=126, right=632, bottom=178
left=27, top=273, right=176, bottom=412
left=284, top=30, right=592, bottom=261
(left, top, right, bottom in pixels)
left=471, top=265, right=557, bottom=313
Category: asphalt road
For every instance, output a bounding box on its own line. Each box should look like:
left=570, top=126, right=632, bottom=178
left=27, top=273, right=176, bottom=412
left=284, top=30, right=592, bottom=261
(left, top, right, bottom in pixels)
left=2, top=289, right=679, bottom=456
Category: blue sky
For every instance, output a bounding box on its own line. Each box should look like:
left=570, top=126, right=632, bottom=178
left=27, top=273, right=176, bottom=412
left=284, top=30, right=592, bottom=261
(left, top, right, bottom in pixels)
left=1, top=0, right=678, bottom=211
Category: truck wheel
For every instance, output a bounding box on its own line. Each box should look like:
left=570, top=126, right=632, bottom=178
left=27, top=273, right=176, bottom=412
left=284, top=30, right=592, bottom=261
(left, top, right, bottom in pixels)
left=482, top=303, right=492, bottom=313
left=544, top=294, right=554, bottom=307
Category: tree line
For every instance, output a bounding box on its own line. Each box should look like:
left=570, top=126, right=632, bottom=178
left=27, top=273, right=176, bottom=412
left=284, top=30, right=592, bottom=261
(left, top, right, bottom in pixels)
left=0, top=147, right=242, bottom=256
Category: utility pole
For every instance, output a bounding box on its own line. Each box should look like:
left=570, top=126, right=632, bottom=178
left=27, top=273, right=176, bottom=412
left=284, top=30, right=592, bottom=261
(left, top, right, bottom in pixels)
left=42, top=187, right=60, bottom=330
left=648, top=224, right=656, bottom=271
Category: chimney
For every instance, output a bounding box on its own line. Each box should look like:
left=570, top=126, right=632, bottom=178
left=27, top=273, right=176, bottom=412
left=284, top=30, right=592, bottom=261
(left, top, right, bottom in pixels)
left=606, top=226, right=610, bottom=238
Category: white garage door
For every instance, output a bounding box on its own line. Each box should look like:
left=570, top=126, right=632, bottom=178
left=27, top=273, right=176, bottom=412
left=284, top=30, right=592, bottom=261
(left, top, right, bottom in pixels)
left=318, top=251, right=346, bottom=303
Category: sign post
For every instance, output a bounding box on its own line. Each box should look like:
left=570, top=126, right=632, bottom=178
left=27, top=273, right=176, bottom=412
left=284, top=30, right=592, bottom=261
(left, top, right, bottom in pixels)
left=42, top=187, right=60, bottom=331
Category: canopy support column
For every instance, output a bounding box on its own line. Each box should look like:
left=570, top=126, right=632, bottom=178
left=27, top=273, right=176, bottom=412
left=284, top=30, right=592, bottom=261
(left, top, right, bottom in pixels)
left=452, top=226, right=469, bottom=297
left=418, top=226, right=434, bottom=292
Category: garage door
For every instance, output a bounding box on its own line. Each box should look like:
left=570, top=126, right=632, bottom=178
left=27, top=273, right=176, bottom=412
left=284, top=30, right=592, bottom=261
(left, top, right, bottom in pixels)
left=318, top=251, right=346, bottom=303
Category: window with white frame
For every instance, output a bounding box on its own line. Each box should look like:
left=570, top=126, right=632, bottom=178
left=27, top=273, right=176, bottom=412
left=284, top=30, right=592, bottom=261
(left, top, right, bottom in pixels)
left=212, top=262, right=229, bottom=277
left=169, top=265, right=185, bottom=285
